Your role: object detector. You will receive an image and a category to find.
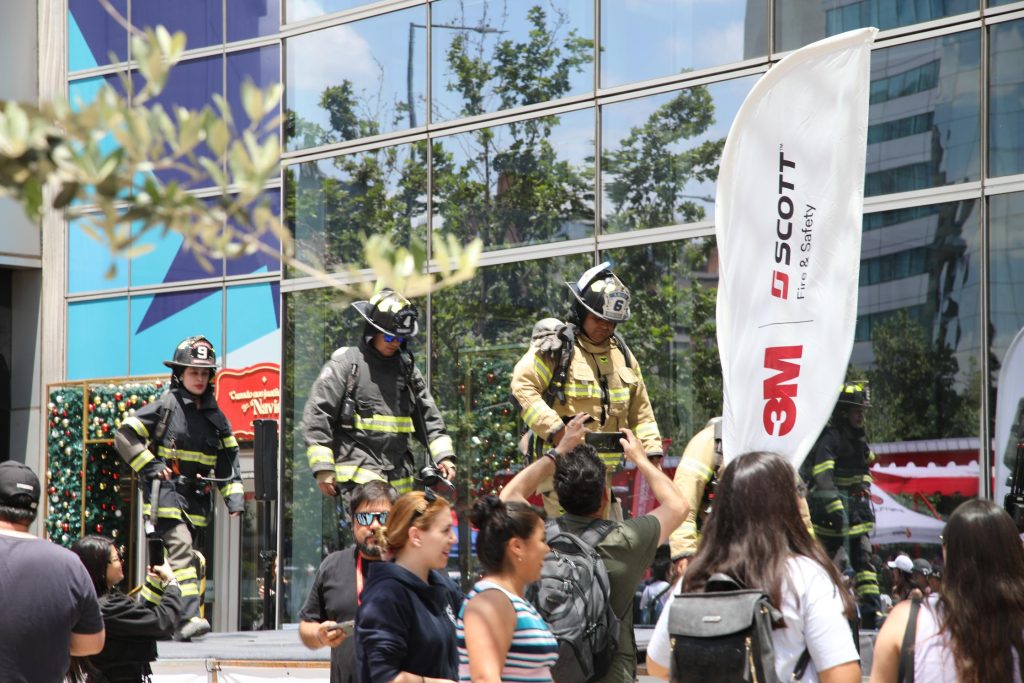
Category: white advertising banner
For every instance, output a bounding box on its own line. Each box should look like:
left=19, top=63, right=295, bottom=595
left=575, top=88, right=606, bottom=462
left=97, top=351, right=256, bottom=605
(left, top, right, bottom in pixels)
left=716, top=27, right=877, bottom=466
left=994, top=326, right=1024, bottom=504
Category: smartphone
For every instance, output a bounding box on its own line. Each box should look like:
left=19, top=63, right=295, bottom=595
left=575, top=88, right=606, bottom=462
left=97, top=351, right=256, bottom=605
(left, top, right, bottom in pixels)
left=147, top=537, right=165, bottom=567
left=327, top=620, right=355, bottom=636
left=585, top=431, right=625, bottom=453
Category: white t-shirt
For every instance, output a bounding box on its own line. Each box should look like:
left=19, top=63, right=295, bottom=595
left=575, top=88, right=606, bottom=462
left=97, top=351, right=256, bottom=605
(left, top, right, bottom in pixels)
left=647, top=555, right=859, bottom=682
left=913, top=594, right=1022, bottom=682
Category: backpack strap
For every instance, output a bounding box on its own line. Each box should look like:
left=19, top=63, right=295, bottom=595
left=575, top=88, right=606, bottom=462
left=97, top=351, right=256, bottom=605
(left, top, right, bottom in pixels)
left=705, top=573, right=743, bottom=592
left=542, top=324, right=577, bottom=406
left=791, top=649, right=812, bottom=681
left=151, top=391, right=176, bottom=447
left=612, top=332, right=634, bottom=369
left=897, top=594, right=923, bottom=683
left=578, top=518, right=617, bottom=548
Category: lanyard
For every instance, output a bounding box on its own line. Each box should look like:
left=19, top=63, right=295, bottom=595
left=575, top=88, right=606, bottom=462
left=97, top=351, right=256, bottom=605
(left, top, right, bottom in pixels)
left=356, top=554, right=365, bottom=605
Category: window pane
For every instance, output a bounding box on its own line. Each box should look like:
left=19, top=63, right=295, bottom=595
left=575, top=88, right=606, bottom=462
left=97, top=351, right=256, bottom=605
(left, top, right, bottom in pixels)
left=225, top=282, right=281, bottom=368
left=855, top=200, right=980, bottom=440
left=865, top=31, right=980, bottom=197
left=69, top=0, right=127, bottom=71
left=68, top=298, right=129, bottom=379
left=227, top=0, right=280, bottom=42
left=132, top=198, right=223, bottom=286
left=600, top=240, right=722, bottom=448
left=227, top=44, right=281, bottom=144
left=69, top=74, right=129, bottom=203
left=68, top=217, right=128, bottom=293
left=432, top=108, right=594, bottom=251
left=431, top=0, right=593, bottom=123
left=227, top=190, right=282, bottom=277
left=132, top=55, right=224, bottom=189
left=285, top=7, right=425, bottom=151
left=285, top=142, right=427, bottom=276
left=601, top=0, right=765, bottom=88
left=430, top=255, right=592, bottom=499
left=601, top=76, right=756, bottom=234
left=989, top=20, right=1024, bottom=177
left=285, top=0, right=363, bottom=23
left=130, top=288, right=223, bottom=376
left=776, top=0, right=976, bottom=53
left=132, top=0, right=224, bottom=51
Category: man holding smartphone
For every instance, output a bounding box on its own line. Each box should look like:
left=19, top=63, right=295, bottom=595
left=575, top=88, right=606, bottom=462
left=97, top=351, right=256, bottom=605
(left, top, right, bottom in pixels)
left=298, top=481, right=398, bottom=683
left=511, top=263, right=663, bottom=518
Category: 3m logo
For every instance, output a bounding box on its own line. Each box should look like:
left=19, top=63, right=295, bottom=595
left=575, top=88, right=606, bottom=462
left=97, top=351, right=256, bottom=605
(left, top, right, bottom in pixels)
left=762, top=345, right=803, bottom=436
left=770, top=271, right=789, bottom=299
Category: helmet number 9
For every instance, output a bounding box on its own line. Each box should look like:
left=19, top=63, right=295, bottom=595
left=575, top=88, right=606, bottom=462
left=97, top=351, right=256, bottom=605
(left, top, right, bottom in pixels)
left=194, top=345, right=210, bottom=360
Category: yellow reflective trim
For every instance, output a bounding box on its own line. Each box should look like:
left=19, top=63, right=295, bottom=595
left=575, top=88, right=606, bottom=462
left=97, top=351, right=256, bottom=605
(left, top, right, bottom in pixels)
left=812, top=459, right=835, bottom=476
left=429, top=435, right=454, bottom=457
left=523, top=401, right=549, bottom=428
left=856, top=585, right=880, bottom=596
left=220, top=482, right=244, bottom=498
left=174, top=567, right=198, bottom=580
left=635, top=422, right=661, bottom=440
left=188, top=513, right=209, bottom=528
left=680, top=458, right=715, bottom=482
left=563, top=383, right=601, bottom=399
left=157, top=446, right=217, bottom=467
left=130, top=450, right=155, bottom=472
left=178, top=583, right=201, bottom=597
left=390, top=476, right=414, bottom=494
left=856, top=571, right=877, bottom=581
left=142, top=504, right=183, bottom=520
left=123, top=416, right=149, bottom=439
left=825, top=500, right=844, bottom=514
left=532, top=355, right=553, bottom=384
left=812, top=524, right=846, bottom=538
left=334, top=465, right=387, bottom=485
left=221, top=435, right=239, bottom=449
left=140, top=586, right=162, bottom=604
left=596, top=451, right=623, bottom=469
left=608, top=388, right=630, bottom=403
left=307, top=444, right=334, bottom=466
left=353, top=414, right=415, bottom=433
left=849, top=522, right=874, bottom=535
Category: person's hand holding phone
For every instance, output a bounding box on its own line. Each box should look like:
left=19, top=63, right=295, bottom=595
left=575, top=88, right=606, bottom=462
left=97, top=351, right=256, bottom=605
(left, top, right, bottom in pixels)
left=556, top=413, right=592, bottom=455
left=147, top=559, right=175, bottom=586
left=618, top=428, right=646, bottom=465
left=318, top=620, right=353, bottom=648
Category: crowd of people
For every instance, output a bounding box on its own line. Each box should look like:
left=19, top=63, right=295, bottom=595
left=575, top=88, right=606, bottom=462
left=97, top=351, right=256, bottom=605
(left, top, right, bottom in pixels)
left=1, top=262, right=1023, bottom=683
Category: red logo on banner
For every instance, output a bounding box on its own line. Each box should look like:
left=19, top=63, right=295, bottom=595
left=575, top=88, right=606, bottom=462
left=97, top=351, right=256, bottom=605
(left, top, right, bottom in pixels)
left=762, top=346, right=802, bottom=437
left=215, top=363, right=280, bottom=439
left=770, top=270, right=789, bottom=299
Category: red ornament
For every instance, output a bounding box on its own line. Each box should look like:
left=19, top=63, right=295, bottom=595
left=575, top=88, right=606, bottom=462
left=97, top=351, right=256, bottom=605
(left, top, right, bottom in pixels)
left=86, top=485, right=92, bottom=492
left=95, top=524, right=103, bottom=533
left=112, top=473, right=119, bottom=481
left=101, top=503, right=108, bottom=510
left=487, top=372, right=495, bottom=383
left=101, top=423, right=110, bottom=434
left=48, top=486, right=56, bottom=494
left=62, top=522, right=70, bottom=531
left=115, top=392, right=123, bottom=401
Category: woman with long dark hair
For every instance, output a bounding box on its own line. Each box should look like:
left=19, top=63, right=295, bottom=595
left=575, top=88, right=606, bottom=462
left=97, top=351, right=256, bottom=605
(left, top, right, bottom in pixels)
left=870, top=499, right=1024, bottom=682
left=456, top=496, right=558, bottom=682
left=646, top=451, right=860, bottom=682
left=355, top=490, right=463, bottom=683
left=70, top=535, right=182, bottom=683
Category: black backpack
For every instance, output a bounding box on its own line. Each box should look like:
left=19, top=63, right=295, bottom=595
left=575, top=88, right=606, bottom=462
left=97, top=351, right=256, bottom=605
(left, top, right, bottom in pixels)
left=525, top=518, right=620, bottom=683
left=667, top=574, right=810, bottom=683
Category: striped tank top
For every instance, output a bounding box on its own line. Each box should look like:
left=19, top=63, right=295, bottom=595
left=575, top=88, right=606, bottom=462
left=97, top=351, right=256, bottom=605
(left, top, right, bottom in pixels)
left=457, top=580, right=560, bottom=683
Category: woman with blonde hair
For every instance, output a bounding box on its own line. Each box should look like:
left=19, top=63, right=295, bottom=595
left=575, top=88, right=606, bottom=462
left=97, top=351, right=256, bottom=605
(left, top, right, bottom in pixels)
left=456, top=496, right=558, bottom=682
left=870, top=499, right=1024, bottom=682
left=356, top=490, right=462, bottom=683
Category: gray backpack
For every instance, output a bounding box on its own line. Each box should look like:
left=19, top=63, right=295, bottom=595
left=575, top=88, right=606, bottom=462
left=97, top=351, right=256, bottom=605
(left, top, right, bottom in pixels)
left=525, top=518, right=619, bottom=683
left=668, top=574, right=810, bottom=683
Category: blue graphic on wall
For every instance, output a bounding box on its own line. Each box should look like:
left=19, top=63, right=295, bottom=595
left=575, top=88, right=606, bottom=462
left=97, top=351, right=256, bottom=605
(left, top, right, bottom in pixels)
left=130, top=288, right=223, bottom=376
left=68, top=0, right=127, bottom=72
left=68, top=298, right=130, bottom=380
left=226, top=282, right=282, bottom=367
left=68, top=219, right=128, bottom=294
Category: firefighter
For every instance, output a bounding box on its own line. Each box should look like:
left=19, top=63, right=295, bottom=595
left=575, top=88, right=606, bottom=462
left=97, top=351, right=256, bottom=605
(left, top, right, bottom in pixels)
left=115, top=335, right=244, bottom=641
left=801, top=382, right=882, bottom=628
left=301, top=289, right=455, bottom=532
left=510, top=262, right=663, bottom=519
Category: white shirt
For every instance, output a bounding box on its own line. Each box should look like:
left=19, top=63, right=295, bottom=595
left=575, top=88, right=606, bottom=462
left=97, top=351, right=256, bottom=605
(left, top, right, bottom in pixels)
left=647, top=556, right=859, bottom=682
left=912, top=594, right=1021, bottom=682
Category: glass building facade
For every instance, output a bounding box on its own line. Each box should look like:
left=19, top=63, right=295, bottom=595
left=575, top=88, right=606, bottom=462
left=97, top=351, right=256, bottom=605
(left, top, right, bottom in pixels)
left=61, top=0, right=1024, bottom=627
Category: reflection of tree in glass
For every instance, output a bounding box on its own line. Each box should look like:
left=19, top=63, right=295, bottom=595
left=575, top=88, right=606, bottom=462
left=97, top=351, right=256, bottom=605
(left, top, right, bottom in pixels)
left=435, top=6, right=594, bottom=249
left=602, top=85, right=724, bottom=232
left=864, top=310, right=977, bottom=442
left=607, top=238, right=722, bottom=450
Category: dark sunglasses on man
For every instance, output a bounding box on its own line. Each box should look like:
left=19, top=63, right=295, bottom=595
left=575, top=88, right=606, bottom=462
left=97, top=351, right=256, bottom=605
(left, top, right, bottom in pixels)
left=354, top=511, right=389, bottom=526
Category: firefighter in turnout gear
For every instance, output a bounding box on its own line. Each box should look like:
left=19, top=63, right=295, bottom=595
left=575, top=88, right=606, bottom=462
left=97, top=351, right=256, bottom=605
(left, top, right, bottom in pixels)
left=301, top=289, right=455, bottom=534
left=510, top=262, right=662, bottom=519
left=114, top=336, right=244, bottom=641
left=801, top=382, right=882, bottom=629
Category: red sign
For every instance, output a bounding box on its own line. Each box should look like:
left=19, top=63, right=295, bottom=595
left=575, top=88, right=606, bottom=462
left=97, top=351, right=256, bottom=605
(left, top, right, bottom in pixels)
left=215, top=363, right=280, bottom=439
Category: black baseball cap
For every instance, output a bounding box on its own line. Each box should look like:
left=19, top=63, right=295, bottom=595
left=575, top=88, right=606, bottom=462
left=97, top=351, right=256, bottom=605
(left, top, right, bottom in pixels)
left=0, top=461, right=41, bottom=510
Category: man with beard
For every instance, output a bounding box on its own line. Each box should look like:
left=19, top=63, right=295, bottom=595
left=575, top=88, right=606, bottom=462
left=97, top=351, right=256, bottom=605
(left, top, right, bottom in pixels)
left=299, top=481, right=398, bottom=683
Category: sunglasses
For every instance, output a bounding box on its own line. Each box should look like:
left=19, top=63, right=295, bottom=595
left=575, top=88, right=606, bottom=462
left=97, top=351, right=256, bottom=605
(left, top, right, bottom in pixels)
left=382, top=334, right=407, bottom=343
left=354, top=511, right=389, bottom=526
